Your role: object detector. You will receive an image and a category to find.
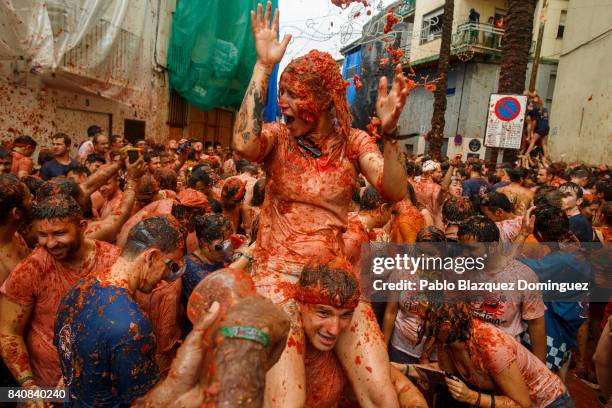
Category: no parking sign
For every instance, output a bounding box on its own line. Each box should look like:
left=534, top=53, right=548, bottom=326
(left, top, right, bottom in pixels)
left=484, top=94, right=528, bottom=149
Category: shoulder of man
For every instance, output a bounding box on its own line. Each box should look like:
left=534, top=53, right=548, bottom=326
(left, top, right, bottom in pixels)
left=0, top=247, right=50, bottom=299
left=92, top=240, right=121, bottom=262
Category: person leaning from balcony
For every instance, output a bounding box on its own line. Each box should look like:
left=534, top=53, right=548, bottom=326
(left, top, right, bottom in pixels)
left=10, top=135, right=37, bottom=178
left=40, top=133, right=80, bottom=181
left=77, top=125, right=102, bottom=163
left=468, top=8, right=480, bottom=43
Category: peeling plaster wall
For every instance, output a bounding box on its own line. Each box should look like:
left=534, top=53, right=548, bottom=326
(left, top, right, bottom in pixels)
left=0, top=0, right=176, bottom=154
left=0, top=62, right=169, bottom=155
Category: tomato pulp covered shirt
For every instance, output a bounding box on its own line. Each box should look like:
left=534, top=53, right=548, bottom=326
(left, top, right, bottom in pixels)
left=253, top=123, right=380, bottom=278
left=0, top=241, right=120, bottom=386
left=465, top=319, right=567, bottom=407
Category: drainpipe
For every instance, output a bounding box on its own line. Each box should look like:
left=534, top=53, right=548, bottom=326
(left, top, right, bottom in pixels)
left=454, top=61, right=468, bottom=153
left=529, top=0, right=548, bottom=91
left=153, top=0, right=165, bottom=72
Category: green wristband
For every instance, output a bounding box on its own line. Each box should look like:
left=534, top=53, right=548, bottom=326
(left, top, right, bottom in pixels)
left=219, top=326, right=269, bottom=348
left=18, top=375, right=34, bottom=386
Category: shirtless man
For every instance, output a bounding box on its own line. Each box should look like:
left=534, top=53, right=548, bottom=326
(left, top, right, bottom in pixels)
left=10, top=135, right=37, bottom=178
left=0, top=195, right=120, bottom=388
left=234, top=164, right=259, bottom=234
left=0, top=175, right=31, bottom=286
left=497, top=168, right=533, bottom=214
left=91, top=175, right=123, bottom=220
left=242, top=177, right=266, bottom=239
left=344, top=186, right=392, bottom=265
left=221, top=177, right=246, bottom=234
left=410, top=155, right=460, bottom=230
left=413, top=160, right=445, bottom=229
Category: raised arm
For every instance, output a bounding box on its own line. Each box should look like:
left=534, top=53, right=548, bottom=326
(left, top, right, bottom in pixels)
left=232, top=1, right=290, bottom=162
left=441, top=153, right=462, bottom=192
left=360, top=64, right=409, bottom=202
left=85, top=158, right=144, bottom=242
left=80, top=162, right=121, bottom=198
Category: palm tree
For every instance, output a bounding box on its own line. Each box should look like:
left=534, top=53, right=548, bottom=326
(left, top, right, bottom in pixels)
left=427, top=0, right=454, bottom=160
left=489, top=0, right=537, bottom=164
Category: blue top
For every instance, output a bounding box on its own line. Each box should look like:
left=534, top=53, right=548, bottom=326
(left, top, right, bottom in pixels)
left=462, top=178, right=489, bottom=198
left=569, top=214, right=593, bottom=243
left=536, top=108, right=549, bottom=130
left=181, top=253, right=224, bottom=304
left=54, top=278, right=159, bottom=408
left=521, top=251, right=591, bottom=369
left=40, top=159, right=79, bottom=181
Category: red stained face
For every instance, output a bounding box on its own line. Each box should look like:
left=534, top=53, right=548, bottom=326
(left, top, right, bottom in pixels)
left=35, top=218, right=82, bottom=261
left=139, top=247, right=185, bottom=294
left=148, top=157, right=161, bottom=172
left=278, top=73, right=317, bottom=138
left=94, top=135, right=109, bottom=154
left=300, top=303, right=354, bottom=351
left=99, top=177, right=119, bottom=199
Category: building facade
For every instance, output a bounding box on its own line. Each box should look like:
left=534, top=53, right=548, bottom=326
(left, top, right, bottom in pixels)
left=0, top=0, right=178, bottom=151
left=342, top=0, right=569, bottom=160
left=0, top=0, right=237, bottom=155
left=548, top=0, right=612, bottom=165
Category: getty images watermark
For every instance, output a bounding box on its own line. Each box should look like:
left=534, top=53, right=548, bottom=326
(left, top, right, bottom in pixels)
left=360, top=242, right=611, bottom=303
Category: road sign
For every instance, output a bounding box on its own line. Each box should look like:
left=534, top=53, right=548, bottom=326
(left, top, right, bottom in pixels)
left=484, top=94, right=528, bottom=149
left=494, top=97, right=521, bottom=122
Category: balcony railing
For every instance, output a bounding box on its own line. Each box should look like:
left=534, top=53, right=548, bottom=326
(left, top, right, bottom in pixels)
left=395, top=0, right=416, bottom=17
left=452, top=22, right=505, bottom=53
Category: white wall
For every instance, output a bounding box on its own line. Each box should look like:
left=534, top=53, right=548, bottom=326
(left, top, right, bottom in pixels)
left=398, top=60, right=557, bottom=159
left=548, top=0, right=612, bottom=165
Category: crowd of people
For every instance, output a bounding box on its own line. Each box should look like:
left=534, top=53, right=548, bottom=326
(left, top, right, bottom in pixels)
left=0, top=2, right=610, bottom=407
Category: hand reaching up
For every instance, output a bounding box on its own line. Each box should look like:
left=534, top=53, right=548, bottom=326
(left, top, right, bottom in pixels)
left=251, top=1, right=291, bottom=70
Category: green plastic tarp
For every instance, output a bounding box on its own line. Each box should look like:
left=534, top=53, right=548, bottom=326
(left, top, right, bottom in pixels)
left=167, top=0, right=278, bottom=112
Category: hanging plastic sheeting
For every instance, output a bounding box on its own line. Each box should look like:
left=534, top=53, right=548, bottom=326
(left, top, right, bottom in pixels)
left=167, top=0, right=278, bottom=112
left=0, top=0, right=155, bottom=106
left=341, top=47, right=362, bottom=106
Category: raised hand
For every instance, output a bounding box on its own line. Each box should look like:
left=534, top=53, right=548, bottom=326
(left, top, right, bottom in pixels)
left=376, top=64, right=410, bottom=134
left=251, top=1, right=291, bottom=69
left=520, top=205, right=536, bottom=237
left=450, top=153, right=463, bottom=167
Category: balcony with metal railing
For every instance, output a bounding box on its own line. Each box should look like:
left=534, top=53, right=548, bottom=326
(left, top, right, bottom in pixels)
left=452, top=22, right=505, bottom=54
